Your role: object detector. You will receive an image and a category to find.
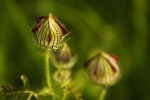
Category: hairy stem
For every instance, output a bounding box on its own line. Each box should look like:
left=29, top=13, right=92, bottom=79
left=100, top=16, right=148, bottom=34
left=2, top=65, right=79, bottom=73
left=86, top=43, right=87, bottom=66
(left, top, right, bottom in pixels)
left=99, top=87, right=107, bottom=100
left=45, top=48, right=53, bottom=94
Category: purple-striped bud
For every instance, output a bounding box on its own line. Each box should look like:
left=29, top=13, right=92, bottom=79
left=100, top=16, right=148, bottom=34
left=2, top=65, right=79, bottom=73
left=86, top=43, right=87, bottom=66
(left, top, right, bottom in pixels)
left=84, top=51, right=120, bottom=86
left=32, top=13, right=69, bottom=49
left=52, top=43, right=77, bottom=69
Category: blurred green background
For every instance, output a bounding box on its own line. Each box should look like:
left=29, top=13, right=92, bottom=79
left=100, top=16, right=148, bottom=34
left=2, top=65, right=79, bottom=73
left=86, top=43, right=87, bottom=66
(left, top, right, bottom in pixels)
left=0, top=0, right=150, bottom=100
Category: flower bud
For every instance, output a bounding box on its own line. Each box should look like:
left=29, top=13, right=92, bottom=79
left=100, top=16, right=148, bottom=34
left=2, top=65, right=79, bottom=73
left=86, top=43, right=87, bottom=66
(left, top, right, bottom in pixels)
left=84, top=51, right=120, bottom=86
left=32, top=13, right=69, bottom=49
left=52, top=43, right=77, bottom=69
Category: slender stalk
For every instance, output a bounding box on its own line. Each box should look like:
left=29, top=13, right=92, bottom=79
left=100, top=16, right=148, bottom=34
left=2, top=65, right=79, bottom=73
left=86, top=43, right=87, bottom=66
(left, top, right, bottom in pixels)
left=99, top=87, right=107, bottom=100
left=45, top=48, right=53, bottom=94
left=27, top=93, right=33, bottom=100
left=0, top=90, right=34, bottom=97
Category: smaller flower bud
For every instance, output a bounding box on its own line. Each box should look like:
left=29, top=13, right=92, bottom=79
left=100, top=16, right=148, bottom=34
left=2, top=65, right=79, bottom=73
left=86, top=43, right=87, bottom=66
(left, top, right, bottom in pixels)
left=52, top=43, right=77, bottom=69
left=84, top=51, right=120, bottom=86
left=31, top=13, right=69, bottom=50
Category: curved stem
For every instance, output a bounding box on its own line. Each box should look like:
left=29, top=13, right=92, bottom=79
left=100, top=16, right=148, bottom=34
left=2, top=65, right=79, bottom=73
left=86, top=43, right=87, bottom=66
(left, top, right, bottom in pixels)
left=27, top=93, right=33, bottom=100
left=99, top=87, right=108, bottom=100
left=45, top=48, right=53, bottom=94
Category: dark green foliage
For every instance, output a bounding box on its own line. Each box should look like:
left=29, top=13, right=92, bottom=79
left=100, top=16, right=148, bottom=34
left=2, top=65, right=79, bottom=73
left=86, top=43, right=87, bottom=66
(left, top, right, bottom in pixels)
left=0, top=0, right=150, bottom=100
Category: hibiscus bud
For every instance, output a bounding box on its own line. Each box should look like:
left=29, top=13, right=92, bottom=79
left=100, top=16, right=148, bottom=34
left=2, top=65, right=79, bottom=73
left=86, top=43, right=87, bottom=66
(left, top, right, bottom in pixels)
left=52, top=43, right=77, bottom=69
left=32, top=13, right=69, bottom=49
left=84, top=51, right=120, bottom=86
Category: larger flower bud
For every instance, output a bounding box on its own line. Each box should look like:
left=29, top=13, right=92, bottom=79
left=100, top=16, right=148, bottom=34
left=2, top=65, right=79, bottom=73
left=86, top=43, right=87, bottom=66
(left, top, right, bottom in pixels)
left=84, top=51, right=120, bottom=86
left=32, top=13, right=69, bottom=49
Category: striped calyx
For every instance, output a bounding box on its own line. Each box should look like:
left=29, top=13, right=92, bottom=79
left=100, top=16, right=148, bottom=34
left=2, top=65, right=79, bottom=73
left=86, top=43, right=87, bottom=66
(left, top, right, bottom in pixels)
left=52, top=43, right=77, bottom=69
left=32, top=13, right=69, bottom=49
left=57, top=43, right=73, bottom=63
left=84, top=52, right=120, bottom=86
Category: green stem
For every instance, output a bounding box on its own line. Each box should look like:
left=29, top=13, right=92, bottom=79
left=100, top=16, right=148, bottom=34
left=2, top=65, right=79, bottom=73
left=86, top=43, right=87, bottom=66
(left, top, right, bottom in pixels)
left=99, top=87, right=107, bottom=100
left=45, top=48, right=53, bottom=94
left=27, top=93, right=33, bottom=100
left=0, top=90, right=34, bottom=96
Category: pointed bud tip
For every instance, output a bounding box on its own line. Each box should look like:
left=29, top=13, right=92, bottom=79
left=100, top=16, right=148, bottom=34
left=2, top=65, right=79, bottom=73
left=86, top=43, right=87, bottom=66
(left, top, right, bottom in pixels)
left=49, top=13, right=53, bottom=18
left=31, top=13, right=69, bottom=49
